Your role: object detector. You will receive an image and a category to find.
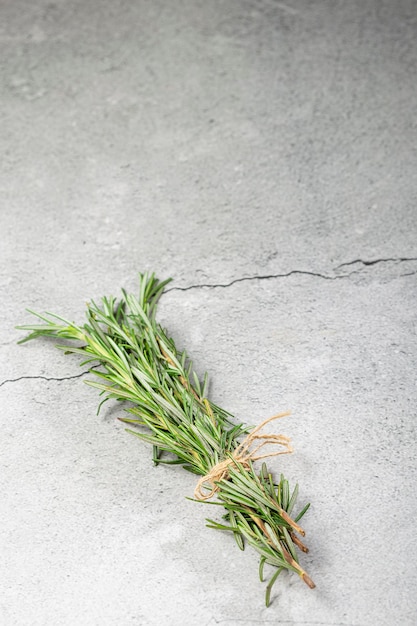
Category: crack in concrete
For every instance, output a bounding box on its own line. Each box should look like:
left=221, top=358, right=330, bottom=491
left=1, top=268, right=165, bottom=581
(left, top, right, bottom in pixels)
left=0, top=369, right=94, bottom=390
left=3, top=257, right=416, bottom=390
left=208, top=618, right=360, bottom=626
left=335, top=256, right=417, bottom=270
left=165, top=269, right=338, bottom=292
left=166, top=257, right=417, bottom=293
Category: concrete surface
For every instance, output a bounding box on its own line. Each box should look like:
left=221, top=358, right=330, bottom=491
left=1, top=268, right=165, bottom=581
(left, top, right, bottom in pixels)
left=1, top=0, right=416, bottom=624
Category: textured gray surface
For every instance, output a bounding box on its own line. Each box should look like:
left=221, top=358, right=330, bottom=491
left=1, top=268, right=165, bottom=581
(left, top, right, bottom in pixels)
left=1, top=1, right=417, bottom=625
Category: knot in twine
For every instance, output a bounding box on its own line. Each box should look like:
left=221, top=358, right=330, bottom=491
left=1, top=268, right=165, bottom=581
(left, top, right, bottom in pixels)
left=194, top=411, right=293, bottom=501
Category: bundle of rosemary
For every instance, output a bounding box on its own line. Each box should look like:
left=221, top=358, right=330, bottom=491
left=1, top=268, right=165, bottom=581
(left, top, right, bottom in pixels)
left=17, top=273, right=314, bottom=605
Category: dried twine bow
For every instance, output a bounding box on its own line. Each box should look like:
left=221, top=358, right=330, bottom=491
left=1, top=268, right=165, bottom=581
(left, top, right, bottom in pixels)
left=194, top=411, right=293, bottom=500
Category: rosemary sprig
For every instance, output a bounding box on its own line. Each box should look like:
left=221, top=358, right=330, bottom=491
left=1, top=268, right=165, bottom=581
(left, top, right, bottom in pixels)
left=17, top=272, right=314, bottom=605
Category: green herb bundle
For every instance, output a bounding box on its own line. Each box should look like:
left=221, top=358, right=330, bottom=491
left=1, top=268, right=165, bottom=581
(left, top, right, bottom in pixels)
left=17, top=272, right=314, bottom=605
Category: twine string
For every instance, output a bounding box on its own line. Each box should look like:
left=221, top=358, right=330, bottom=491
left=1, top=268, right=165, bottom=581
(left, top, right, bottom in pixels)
left=194, top=411, right=293, bottom=500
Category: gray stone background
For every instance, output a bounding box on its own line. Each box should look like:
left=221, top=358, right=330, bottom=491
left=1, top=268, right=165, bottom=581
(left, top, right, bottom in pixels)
left=1, top=1, right=416, bottom=625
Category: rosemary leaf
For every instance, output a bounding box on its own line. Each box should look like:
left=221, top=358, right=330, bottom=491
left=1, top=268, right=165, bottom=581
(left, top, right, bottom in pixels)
left=16, top=272, right=315, bottom=604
